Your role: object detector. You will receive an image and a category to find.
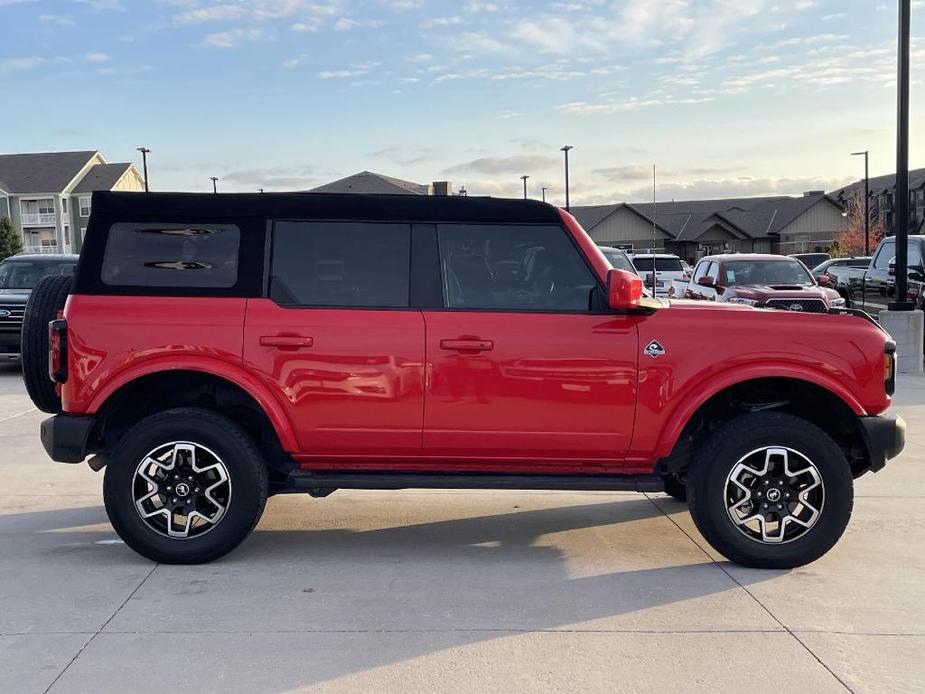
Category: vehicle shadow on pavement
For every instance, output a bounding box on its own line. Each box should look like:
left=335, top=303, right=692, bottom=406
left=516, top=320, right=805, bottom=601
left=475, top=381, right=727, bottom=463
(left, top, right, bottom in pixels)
left=1, top=497, right=786, bottom=691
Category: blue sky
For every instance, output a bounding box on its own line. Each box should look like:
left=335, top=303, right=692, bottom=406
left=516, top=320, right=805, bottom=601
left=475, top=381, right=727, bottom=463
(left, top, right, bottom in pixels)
left=1, top=0, right=923, bottom=203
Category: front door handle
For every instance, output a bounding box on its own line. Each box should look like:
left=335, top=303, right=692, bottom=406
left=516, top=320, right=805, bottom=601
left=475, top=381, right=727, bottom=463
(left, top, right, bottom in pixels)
left=440, top=338, right=494, bottom=353
left=259, top=335, right=314, bottom=350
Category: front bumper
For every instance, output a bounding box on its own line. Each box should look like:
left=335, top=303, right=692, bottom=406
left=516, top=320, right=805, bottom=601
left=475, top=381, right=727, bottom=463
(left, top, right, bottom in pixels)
left=859, top=414, right=906, bottom=473
left=40, top=414, right=95, bottom=463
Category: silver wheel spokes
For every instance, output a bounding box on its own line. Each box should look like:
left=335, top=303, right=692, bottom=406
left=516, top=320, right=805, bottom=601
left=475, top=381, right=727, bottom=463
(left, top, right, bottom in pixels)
left=133, top=442, right=231, bottom=539
left=725, top=446, right=824, bottom=545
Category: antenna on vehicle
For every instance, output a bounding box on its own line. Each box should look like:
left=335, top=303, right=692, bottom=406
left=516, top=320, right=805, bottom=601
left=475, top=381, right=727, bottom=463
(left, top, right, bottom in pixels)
left=652, top=164, right=658, bottom=294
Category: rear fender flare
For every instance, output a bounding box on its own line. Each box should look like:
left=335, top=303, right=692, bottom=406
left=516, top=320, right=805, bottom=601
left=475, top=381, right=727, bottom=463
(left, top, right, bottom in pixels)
left=87, top=356, right=299, bottom=453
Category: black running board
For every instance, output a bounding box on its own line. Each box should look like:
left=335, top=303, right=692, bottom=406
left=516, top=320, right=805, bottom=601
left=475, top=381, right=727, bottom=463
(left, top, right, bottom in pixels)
left=285, top=471, right=664, bottom=493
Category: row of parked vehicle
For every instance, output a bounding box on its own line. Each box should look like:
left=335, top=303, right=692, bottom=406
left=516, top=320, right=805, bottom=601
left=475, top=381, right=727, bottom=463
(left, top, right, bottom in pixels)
left=599, top=247, right=845, bottom=312
left=602, top=236, right=925, bottom=313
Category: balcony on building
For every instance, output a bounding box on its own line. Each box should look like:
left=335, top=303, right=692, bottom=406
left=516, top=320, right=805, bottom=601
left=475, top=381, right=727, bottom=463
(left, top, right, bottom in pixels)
left=20, top=199, right=57, bottom=227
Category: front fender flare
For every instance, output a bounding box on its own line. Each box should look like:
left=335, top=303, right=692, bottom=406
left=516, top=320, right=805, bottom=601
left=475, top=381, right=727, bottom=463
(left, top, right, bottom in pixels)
left=653, top=363, right=866, bottom=459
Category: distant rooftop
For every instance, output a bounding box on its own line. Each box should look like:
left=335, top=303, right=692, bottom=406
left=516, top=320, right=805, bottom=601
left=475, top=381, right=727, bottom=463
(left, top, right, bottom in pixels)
left=0, top=151, right=100, bottom=194
left=310, top=171, right=431, bottom=195
left=572, top=191, right=841, bottom=242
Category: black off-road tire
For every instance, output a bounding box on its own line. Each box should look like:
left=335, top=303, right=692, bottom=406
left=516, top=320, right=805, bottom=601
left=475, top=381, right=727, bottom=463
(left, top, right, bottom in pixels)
left=21, top=274, right=71, bottom=413
left=104, top=408, right=269, bottom=564
left=687, top=412, right=853, bottom=569
left=662, top=474, right=688, bottom=502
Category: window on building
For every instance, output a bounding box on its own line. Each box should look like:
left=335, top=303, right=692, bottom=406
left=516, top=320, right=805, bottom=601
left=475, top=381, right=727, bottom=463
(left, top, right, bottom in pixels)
left=61, top=198, right=68, bottom=214
left=101, top=223, right=240, bottom=288
left=78, top=196, right=91, bottom=217
left=438, top=224, right=598, bottom=312
left=270, top=221, right=411, bottom=308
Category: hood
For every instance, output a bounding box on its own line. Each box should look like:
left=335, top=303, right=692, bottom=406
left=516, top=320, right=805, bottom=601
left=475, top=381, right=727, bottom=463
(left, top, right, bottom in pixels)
left=0, top=289, right=31, bottom=303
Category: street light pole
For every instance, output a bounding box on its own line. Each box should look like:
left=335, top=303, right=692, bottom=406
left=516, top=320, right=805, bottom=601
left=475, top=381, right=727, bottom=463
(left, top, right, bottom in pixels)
left=561, top=146, right=573, bottom=210
left=851, top=151, right=870, bottom=255
left=210, top=177, right=219, bottom=194
left=541, top=187, right=547, bottom=203
left=521, top=175, right=529, bottom=200
left=892, top=0, right=912, bottom=310
left=136, top=147, right=150, bottom=193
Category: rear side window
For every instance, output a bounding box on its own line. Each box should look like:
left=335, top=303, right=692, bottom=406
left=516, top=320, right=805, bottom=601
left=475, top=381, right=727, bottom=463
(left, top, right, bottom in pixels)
left=438, top=223, right=597, bottom=312
left=873, top=240, right=895, bottom=270
left=270, top=221, right=411, bottom=308
left=633, top=257, right=683, bottom=272
left=101, top=223, right=239, bottom=288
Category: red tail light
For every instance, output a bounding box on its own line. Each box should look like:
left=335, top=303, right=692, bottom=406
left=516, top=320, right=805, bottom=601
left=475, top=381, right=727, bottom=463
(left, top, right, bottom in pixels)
left=48, top=318, right=68, bottom=383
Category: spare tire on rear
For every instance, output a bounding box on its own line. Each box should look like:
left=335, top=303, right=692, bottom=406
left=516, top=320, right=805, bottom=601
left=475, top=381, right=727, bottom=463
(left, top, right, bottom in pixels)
left=22, top=274, right=72, bottom=414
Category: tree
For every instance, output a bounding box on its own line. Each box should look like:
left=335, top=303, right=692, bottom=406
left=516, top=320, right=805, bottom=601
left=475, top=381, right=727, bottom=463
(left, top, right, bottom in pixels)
left=829, top=191, right=886, bottom=257
left=0, top=216, right=23, bottom=260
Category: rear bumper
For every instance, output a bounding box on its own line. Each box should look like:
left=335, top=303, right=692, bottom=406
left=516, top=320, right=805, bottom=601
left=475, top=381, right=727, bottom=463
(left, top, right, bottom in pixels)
left=40, top=414, right=95, bottom=463
left=859, top=414, right=906, bottom=473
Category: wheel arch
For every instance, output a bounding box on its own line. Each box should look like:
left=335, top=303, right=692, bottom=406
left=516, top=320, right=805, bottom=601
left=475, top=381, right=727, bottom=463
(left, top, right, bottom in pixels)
left=88, top=360, right=298, bottom=456
left=655, top=370, right=870, bottom=477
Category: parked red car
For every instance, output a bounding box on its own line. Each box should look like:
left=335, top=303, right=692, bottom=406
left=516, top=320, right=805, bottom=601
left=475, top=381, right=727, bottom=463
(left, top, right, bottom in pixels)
left=27, top=193, right=902, bottom=569
left=684, top=254, right=845, bottom=312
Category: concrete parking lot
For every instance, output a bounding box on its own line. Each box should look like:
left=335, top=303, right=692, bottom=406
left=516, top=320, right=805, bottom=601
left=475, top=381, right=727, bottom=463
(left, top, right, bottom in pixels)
left=0, top=364, right=923, bottom=694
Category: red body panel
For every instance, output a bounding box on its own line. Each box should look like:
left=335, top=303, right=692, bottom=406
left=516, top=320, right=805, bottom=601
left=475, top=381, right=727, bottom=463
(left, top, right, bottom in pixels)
left=421, top=311, right=638, bottom=468
left=242, top=299, right=425, bottom=459
left=60, top=210, right=894, bottom=476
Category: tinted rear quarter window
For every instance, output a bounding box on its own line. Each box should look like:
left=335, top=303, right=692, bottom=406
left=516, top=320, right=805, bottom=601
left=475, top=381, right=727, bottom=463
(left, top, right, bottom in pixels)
left=101, top=223, right=240, bottom=288
left=270, top=221, right=411, bottom=308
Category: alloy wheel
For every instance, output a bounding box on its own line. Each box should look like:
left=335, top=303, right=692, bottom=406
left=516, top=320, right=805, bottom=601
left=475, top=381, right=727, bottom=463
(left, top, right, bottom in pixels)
left=132, top=441, right=232, bottom=539
left=724, top=446, right=824, bottom=544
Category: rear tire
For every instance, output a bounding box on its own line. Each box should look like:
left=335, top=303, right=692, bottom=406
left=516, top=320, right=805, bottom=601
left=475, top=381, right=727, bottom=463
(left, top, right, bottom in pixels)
left=22, top=275, right=71, bottom=414
left=103, top=408, right=269, bottom=564
left=687, top=412, right=853, bottom=569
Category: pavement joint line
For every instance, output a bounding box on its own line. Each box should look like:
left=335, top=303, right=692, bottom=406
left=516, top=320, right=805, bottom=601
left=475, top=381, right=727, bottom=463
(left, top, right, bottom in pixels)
left=0, top=407, right=37, bottom=423
left=643, top=492, right=855, bottom=694
left=43, top=562, right=160, bottom=694
left=6, top=628, right=925, bottom=637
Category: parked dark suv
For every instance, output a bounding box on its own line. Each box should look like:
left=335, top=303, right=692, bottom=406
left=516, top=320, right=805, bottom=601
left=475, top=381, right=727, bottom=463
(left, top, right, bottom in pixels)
left=0, top=254, right=78, bottom=359
left=26, top=192, right=903, bottom=569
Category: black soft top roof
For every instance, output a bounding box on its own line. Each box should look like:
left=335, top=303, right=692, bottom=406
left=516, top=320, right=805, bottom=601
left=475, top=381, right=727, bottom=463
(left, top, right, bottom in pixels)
left=89, top=191, right=562, bottom=224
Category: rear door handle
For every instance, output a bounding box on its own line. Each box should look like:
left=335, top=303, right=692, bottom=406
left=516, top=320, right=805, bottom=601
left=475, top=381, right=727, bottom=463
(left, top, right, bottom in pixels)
left=439, top=339, right=494, bottom=352
left=259, top=335, right=314, bottom=349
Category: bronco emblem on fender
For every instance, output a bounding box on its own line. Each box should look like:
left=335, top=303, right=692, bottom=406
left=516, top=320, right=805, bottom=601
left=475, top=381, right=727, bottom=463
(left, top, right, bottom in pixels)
left=644, top=340, right=666, bottom=358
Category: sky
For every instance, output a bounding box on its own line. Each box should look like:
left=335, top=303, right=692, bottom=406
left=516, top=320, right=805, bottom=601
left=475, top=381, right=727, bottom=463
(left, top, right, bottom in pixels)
left=1, top=0, right=924, bottom=204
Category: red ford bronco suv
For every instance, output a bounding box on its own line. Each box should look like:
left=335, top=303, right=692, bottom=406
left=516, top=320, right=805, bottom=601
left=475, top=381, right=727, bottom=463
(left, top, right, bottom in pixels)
left=26, top=192, right=904, bottom=568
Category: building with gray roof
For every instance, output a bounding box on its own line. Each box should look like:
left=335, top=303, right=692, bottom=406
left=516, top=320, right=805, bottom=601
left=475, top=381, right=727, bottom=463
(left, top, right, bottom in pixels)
left=572, top=192, right=846, bottom=263
left=0, top=151, right=144, bottom=254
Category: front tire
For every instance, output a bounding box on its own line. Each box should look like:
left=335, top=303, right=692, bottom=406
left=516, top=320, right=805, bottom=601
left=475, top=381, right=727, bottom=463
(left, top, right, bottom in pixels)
left=688, top=412, right=853, bottom=569
left=103, top=408, right=268, bottom=564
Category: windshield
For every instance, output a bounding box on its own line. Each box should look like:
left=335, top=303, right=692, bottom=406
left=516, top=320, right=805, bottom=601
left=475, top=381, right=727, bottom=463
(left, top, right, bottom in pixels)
left=0, top=260, right=76, bottom=289
left=601, top=250, right=637, bottom=274
left=723, top=259, right=814, bottom=287
left=632, top=257, right=683, bottom=272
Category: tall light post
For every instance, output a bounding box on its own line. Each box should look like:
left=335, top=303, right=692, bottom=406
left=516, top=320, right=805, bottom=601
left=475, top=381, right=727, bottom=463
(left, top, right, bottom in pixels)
left=541, top=186, right=548, bottom=203
left=561, top=145, right=574, bottom=210
left=850, top=151, right=870, bottom=256
left=210, top=177, right=219, bottom=194
left=892, top=0, right=912, bottom=311
left=136, top=147, right=150, bottom=193
left=521, top=175, right=529, bottom=200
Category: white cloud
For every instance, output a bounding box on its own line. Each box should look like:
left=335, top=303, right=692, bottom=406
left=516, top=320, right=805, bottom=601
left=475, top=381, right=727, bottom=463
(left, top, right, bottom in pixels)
left=203, top=28, right=266, bottom=48
left=84, top=51, right=110, bottom=61
left=38, top=14, right=76, bottom=25
left=443, top=155, right=559, bottom=175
